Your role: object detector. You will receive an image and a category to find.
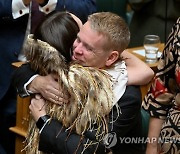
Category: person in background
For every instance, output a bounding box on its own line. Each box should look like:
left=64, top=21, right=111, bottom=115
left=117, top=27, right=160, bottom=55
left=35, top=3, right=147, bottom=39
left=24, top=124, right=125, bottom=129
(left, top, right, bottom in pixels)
left=128, top=0, right=180, bottom=47
left=0, top=0, right=96, bottom=153
left=0, top=144, right=6, bottom=154
left=13, top=12, right=154, bottom=154
left=143, top=17, right=180, bottom=154
left=96, top=0, right=129, bottom=23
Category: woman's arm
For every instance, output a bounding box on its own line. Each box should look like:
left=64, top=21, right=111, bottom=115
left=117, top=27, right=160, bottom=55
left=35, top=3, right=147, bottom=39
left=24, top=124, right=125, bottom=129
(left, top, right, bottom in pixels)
left=146, top=117, right=164, bottom=154
left=121, top=50, right=154, bottom=85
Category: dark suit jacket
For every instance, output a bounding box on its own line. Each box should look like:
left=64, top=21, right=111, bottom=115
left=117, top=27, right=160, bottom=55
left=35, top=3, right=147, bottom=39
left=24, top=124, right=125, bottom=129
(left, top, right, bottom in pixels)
left=12, top=64, right=145, bottom=154
left=0, top=1, right=28, bottom=101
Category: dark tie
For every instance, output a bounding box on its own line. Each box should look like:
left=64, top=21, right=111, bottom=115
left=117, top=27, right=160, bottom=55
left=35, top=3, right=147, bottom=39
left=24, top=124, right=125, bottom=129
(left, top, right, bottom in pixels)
left=31, top=0, right=45, bottom=33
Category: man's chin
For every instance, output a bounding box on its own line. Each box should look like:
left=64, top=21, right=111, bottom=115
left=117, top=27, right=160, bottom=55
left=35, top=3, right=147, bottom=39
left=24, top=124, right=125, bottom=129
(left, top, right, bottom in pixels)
left=75, top=60, right=83, bottom=65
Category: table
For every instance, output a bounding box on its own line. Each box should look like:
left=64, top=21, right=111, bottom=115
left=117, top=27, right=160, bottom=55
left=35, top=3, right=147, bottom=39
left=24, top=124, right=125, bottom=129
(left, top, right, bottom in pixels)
left=126, top=43, right=164, bottom=100
left=126, top=43, right=164, bottom=72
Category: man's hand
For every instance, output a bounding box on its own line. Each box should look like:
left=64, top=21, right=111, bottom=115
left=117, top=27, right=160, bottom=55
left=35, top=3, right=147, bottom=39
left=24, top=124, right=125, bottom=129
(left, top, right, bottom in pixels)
left=29, top=94, right=46, bottom=122
left=27, top=74, right=69, bottom=104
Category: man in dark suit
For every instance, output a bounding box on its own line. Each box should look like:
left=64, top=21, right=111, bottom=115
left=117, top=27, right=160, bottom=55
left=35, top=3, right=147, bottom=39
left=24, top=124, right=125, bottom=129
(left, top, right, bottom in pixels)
left=12, top=12, right=154, bottom=153
left=0, top=0, right=96, bottom=153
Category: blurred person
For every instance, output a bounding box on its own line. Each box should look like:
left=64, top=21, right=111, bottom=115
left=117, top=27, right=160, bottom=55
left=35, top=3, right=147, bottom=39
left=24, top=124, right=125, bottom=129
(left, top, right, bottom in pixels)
left=143, top=17, right=180, bottom=154
left=128, top=0, right=180, bottom=47
left=0, top=0, right=96, bottom=153
left=0, top=144, right=6, bottom=154
left=13, top=12, right=154, bottom=154
left=96, top=0, right=129, bottom=23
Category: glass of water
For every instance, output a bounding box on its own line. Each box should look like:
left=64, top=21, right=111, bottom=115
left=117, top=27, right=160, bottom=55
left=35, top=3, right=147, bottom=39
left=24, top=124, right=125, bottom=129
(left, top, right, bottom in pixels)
left=143, top=35, right=160, bottom=63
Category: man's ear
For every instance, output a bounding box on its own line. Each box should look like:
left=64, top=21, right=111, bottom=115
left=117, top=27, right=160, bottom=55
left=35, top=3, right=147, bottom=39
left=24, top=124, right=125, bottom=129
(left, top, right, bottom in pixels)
left=105, top=51, right=119, bottom=67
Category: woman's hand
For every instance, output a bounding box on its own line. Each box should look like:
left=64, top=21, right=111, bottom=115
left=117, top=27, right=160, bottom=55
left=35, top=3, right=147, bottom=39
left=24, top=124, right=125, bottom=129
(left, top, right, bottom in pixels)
left=29, top=94, right=46, bottom=122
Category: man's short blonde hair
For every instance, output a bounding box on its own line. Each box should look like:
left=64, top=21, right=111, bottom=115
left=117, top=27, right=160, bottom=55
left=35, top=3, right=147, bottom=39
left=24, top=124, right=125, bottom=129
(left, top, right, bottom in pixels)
left=88, top=12, right=130, bottom=53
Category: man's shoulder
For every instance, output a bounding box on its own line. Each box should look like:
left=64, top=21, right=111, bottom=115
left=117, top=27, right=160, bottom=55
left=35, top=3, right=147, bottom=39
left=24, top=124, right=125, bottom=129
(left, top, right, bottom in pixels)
left=123, top=85, right=141, bottom=97
left=119, top=85, right=141, bottom=107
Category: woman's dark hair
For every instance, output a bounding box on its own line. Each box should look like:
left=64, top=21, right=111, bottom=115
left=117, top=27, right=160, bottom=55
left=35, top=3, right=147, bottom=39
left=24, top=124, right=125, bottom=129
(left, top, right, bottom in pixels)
left=33, top=11, right=80, bottom=63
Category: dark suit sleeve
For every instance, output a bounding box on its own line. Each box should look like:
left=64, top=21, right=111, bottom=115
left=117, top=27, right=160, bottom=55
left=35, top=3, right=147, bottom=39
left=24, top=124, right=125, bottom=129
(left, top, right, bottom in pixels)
left=38, top=86, right=143, bottom=154
left=39, top=119, right=105, bottom=154
left=12, top=63, right=37, bottom=98
left=56, top=0, right=97, bottom=23
left=108, top=85, right=144, bottom=153
left=109, top=85, right=142, bottom=137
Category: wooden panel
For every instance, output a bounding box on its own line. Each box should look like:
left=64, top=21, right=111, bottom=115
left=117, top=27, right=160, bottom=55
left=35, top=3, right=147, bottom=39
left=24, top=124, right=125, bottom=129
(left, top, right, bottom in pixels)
left=12, top=61, right=25, bottom=68
left=16, top=96, right=30, bottom=131
left=14, top=135, right=26, bottom=154
left=9, top=96, right=30, bottom=154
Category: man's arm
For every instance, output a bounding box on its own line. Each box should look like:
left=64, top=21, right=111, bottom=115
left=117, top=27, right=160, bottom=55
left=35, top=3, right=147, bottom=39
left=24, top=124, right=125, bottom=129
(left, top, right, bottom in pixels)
left=31, top=86, right=143, bottom=153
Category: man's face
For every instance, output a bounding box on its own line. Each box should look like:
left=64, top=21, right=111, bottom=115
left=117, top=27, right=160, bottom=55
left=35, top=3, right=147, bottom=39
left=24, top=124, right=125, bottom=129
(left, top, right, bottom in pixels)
left=72, top=21, right=110, bottom=68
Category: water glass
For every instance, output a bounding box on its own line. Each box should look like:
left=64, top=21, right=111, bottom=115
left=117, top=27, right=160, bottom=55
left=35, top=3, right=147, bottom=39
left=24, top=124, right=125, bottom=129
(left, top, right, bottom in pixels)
left=143, top=35, right=160, bottom=63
